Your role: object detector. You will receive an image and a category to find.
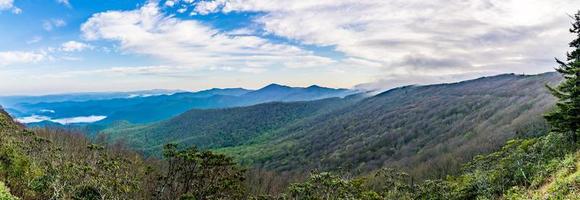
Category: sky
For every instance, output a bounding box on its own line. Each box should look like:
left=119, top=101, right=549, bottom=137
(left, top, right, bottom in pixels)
left=0, top=0, right=579, bottom=95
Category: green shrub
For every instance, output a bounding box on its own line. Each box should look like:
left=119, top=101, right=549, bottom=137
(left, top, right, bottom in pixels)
left=0, top=182, right=18, bottom=200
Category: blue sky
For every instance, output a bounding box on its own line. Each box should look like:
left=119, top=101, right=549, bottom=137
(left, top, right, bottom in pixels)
left=1, top=0, right=579, bottom=95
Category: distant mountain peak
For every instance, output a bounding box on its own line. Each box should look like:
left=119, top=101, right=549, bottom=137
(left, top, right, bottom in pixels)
left=307, top=85, right=323, bottom=89
left=202, top=88, right=250, bottom=93
left=261, top=83, right=292, bottom=90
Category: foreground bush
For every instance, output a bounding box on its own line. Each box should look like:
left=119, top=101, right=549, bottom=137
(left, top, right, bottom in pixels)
left=0, top=182, right=18, bottom=200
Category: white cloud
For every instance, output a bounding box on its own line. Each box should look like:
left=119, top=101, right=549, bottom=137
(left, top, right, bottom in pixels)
left=0, top=0, right=21, bottom=14
left=0, top=51, right=47, bottom=66
left=190, top=0, right=225, bottom=15
left=56, top=0, right=70, bottom=7
left=186, top=0, right=580, bottom=87
left=164, top=0, right=175, bottom=7
left=0, top=0, right=13, bottom=9
left=51, top=115, right=107, bottom=125
left=40, top=65, right=253, bottom=78
left=81, top=2, right=335, bottom=73
left=176, top=7, right=187, bottom=13
left=26, top=36, right=43, bottom=44
left=11, top=7, right=20, bottom=14
left=15, top=115, right=51, bottom=123
left=16, top=115, right=107, bottom=125
left=8, top=0, right=578, bottom=94
left=43, top=19, right=66, bottom=31
left=60, top=41, right=93, bottom=52
left=0, top=42, right=86, bottom=66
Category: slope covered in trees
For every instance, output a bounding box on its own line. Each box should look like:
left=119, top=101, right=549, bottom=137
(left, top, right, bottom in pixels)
left=0, top=66, right=575, bottom=200
left=101, top=97, right=360, bottom=154
left=0, top=107, right=249, bottom=199
left=103, top=72, right=561, bottom=179
left=281, top=131, right=579, bottom=199
left=226, top=72, right=561, bottom=178
left=2, top=99, right=578, bottom=199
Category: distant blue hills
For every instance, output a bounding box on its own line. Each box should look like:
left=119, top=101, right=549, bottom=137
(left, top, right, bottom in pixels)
left=1, top=84, right=356, bottom=125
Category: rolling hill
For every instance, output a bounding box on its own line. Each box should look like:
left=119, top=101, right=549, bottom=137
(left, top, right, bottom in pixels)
left=102, top=72, right=562, bottom=179
left=101, top=96, right=363, bottom=152
left=230, top=73, right=561, bottom=177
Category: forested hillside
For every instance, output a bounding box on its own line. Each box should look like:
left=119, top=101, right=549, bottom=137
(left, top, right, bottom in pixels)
left=101, top=97, right=361, bottom=154
left=103, top=72, right=561, bottom=179
left=0, top=107, right=250, bottom=199
left=228, top=72, right=561, bottom=178
left=1, top=87, right=578, bottom=199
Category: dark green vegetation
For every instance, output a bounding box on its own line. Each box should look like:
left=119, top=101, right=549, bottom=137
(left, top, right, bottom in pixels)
left=1, top=103, right=579, bottom=199
left=545, top=11, right=580, bottom=144
left=284, top=132, right=579, bottom=200
left=226, top=73, right=561, bottom=178
left=104, top=72, right=561, bottom=180
left=0, top=108, right=248, bottom=199
left=101, top=97, right=359, bottom=154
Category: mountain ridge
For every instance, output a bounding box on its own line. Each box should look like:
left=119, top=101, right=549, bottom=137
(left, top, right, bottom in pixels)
left=102, top=72, right=562, bottom=179
left=6, top=84, right=354, bottom=125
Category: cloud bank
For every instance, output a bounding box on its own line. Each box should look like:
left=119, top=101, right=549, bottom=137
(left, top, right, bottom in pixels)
left=0, top=51, right=47, bottom=66
left=3, top=0, right=580, bottom=94
left=178, top=0, right=580, bottom=88
left=16, top=115, right=107, bottom=125
left=81, top=2, right=335, bottom=74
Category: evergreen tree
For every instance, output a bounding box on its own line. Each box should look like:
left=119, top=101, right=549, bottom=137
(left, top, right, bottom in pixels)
left=545, top=10, right=580, bottom=144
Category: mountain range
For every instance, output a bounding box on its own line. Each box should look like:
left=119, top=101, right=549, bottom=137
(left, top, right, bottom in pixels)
left=0, top=72, right=563, bottom=179
left=101, top=72, right=561, bottom=179
left=4, top=84, right=355, bottom=125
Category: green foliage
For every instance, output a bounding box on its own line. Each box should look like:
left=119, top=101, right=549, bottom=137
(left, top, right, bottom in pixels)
left=545, top=11, right=580, bottom=144
left=367, top=168, right=415, bottom=199
left=155, top=144, right=246, bottom=200
left=72, top=186, right=101, bottom=200
left=287, top=172, right=379, bottom=200
left=0, top=71, right=574, bottom=200
left=502, top=152, right=580, bottom=200
left=0, top=182, right=19, bottom=200
left=101, top=98, right=352, bottom=155
left=274, top=132, right=579, bottom=200
left=1, top=109, right=249, bottom=200
left=0, top=112, right=43, bottom=198
left=446, top=133, right=573, bottom=199
left=1, top=80, right=579, bottom=200
left=219, top=72, right=560, bottom=179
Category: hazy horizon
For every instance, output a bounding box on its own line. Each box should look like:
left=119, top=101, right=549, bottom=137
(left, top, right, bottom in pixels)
left=0, top=70, right=557, bottom=96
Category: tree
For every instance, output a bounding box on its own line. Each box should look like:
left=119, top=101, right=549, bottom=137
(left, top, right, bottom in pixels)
left=287, top=172, right=380, bottom=200
left=155, top=144, right=246, bottom=200
left=545, top=10, right=580, bottom=144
